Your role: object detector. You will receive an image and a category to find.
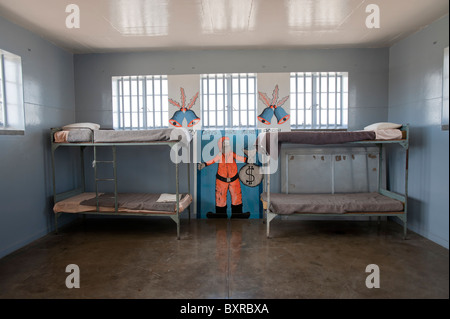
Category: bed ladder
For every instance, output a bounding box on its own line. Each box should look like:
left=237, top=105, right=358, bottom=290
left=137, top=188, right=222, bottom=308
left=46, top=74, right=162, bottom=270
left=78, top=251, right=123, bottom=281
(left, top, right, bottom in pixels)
left=93, top=145, right=118, bottom=213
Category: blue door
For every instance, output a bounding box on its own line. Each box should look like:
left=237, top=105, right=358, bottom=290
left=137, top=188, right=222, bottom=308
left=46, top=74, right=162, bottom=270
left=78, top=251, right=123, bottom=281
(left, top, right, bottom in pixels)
left=196, top=129, right=263, bottom=219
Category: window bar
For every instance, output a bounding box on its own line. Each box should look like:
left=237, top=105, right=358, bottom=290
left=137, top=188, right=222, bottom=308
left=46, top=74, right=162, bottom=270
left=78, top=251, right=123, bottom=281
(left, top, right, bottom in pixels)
left=238, top=74, right=241, bottom=127
left=202, top=77, right=206, bottom=127
left=159, top=76, right=163, bottom=128
left=225, top=74, right=229, bottom=128
left=340, top=75, right=343, bottom=127
left=203, top=76, right=206, bottom=127
left=200, top=78, right=204, bottom=127
left=326, top=72, right=330, bottom=129
left=210, top=75, right=214, bottom=128
left=129, top=76, right=132, bottom=129
left=335, top=73, right=338, bottom=129
left=152, top=76, right=156, bottom=128
left=115, top=79, right=120, bottom=129
left=252, top=75, right=256, bottom=127
left=136, top=76, right=140, bottom=129
left=246, top=75, right=249, bottom=128
left=223, top=74, right=227, bottom=128
left=311, top=74, right=316, bottom=129
left=142, top=76, right=148, bottom=129
left=252, top=74, right=255, bottom=126
left=303, top=73, right=306, bottom=129
left=227, top=75, right=232, bottom=128
left=208, top=76, right=210, bottom=128
left=120, top=77, right=125, bottom=130
left=244, top=74, right=248, bottom=127
left=116, top=78, right=120, bottom=129
left=215, top=74, right=218, bottom=129
left=233, top=74, right=237, bottom=127
left=206, top=75, right=210, bottom=128
left=295, top=74, right=298, bottom=130
left=318, top=73, right=322, bottom=129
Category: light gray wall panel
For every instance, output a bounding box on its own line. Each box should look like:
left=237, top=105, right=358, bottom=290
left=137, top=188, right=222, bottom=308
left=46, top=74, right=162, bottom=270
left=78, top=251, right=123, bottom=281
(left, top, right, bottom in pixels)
left=388, top=15, right=449, bottom=248
left=0, top=16, right=76, bottom=258
left=74, top=48, right=389, bottom=131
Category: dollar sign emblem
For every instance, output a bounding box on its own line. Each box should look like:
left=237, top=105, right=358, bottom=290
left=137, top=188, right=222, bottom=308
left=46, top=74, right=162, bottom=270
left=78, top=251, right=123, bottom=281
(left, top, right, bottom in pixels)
left=246, top=165, right=255, bottom=185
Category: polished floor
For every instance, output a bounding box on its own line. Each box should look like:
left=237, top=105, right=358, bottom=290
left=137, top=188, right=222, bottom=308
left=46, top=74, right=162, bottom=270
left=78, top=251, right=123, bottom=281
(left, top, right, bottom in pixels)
left=0, top=217, right=448, bottom=299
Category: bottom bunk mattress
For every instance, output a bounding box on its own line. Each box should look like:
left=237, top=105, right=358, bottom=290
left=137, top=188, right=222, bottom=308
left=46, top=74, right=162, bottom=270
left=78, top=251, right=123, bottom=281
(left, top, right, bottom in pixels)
left=260, top=192, right=404, bottom=215
left=54, top=192, right=192, bottom=215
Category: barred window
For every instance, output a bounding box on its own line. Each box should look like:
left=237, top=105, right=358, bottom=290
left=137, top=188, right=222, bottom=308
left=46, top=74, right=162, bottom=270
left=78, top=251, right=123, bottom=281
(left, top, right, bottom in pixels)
left=112, top=75, right=168, bottom=130
left=290, top=72, right=348, bottom=130
left=201, top=73, right=257, bottom=128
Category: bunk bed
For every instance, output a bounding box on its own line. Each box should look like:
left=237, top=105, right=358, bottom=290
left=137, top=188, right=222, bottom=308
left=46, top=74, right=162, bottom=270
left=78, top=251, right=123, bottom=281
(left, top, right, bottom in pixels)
left=258, top=124, right=409, bottom=239
left=51, top=125, right=193, bottom=239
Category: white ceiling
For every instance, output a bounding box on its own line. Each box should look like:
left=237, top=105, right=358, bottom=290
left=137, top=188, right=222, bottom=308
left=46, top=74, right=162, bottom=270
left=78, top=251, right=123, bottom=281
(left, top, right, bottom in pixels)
left=0, top=0, right=448, bottom=53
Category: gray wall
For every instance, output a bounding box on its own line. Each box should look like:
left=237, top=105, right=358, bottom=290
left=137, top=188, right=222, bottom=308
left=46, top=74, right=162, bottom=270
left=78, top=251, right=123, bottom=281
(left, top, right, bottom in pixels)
left=388, top=15, right=449, bottom=248
left=1, top=9, right=447, bottom=258
left=74, top=48, right=390, bottom=198
left=0, top=16, right=76, bottom=258
left=74, top=48, right=389, bottom=130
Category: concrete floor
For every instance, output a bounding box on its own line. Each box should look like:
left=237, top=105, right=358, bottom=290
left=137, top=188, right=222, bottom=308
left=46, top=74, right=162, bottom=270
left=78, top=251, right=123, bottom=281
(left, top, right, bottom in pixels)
left=0, top=217, right=448, bottom=299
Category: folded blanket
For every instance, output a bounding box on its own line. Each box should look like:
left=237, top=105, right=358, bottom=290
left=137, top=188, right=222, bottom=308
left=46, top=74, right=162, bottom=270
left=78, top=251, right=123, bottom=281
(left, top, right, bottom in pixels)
left=374, top=129, right=403, bottom=140
left=54, top=129, right=93, bottom=142
left=156, top=193, right=178, bottom=202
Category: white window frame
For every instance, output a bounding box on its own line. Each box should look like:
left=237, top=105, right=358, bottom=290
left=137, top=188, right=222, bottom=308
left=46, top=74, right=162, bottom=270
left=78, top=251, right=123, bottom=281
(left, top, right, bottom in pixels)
left=0, top=49, right=25, bottom=135
left=0, top=53, right=5, bottom=128
left=112, top=75, right=168, bottom=130
left=201, top=73, right=257, bottom=129
left=290, top=72, right=348, bottom=130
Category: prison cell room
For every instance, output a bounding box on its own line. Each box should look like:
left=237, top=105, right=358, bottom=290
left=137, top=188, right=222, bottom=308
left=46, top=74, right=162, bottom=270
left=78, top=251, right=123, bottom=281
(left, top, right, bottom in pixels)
left=0, top=0, right=448, bottom=304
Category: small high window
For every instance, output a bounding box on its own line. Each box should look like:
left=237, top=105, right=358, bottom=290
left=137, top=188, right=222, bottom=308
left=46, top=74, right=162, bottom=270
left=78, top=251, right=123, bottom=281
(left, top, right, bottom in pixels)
left=0, top=49, right=25, bottom=135
left=112, top=75, right=168, bottom=130
left=201, top=73, right=257, bottom=129
left=290, top=72, right=348, bottom=130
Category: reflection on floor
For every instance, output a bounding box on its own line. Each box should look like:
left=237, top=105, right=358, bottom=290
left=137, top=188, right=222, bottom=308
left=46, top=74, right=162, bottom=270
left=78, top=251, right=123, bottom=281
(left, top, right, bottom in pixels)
left=0, top=217, right=448, bottom=299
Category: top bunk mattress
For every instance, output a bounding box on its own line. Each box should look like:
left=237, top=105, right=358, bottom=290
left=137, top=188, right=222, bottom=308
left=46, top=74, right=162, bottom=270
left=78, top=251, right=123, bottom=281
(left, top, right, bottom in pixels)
left=256, top=128, right=405, bottom=156
left=53, top=127, right=192, bottom=144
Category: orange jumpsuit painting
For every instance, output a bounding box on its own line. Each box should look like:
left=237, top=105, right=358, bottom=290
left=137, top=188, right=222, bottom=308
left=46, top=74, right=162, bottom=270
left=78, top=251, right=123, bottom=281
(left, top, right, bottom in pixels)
left=198, top=136, right=250, bottom=219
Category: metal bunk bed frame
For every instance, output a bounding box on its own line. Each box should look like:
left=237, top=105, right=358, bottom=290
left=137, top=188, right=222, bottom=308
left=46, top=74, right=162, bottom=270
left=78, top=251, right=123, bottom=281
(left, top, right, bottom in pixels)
left=50, top=128, right=191, bottom=240
left=263, top=124, right=410, bottom=239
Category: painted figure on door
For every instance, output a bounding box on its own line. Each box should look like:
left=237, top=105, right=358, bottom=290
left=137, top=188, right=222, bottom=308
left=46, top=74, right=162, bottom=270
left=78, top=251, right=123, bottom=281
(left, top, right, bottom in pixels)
left=198, top=136, right=256, bottom=219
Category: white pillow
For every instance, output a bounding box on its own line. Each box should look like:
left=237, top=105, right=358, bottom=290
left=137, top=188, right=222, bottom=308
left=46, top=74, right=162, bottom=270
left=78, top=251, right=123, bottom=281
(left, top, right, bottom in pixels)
left=364, top=122, right=402, bottom=131
left=62, top=122, right=100, bottom=130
